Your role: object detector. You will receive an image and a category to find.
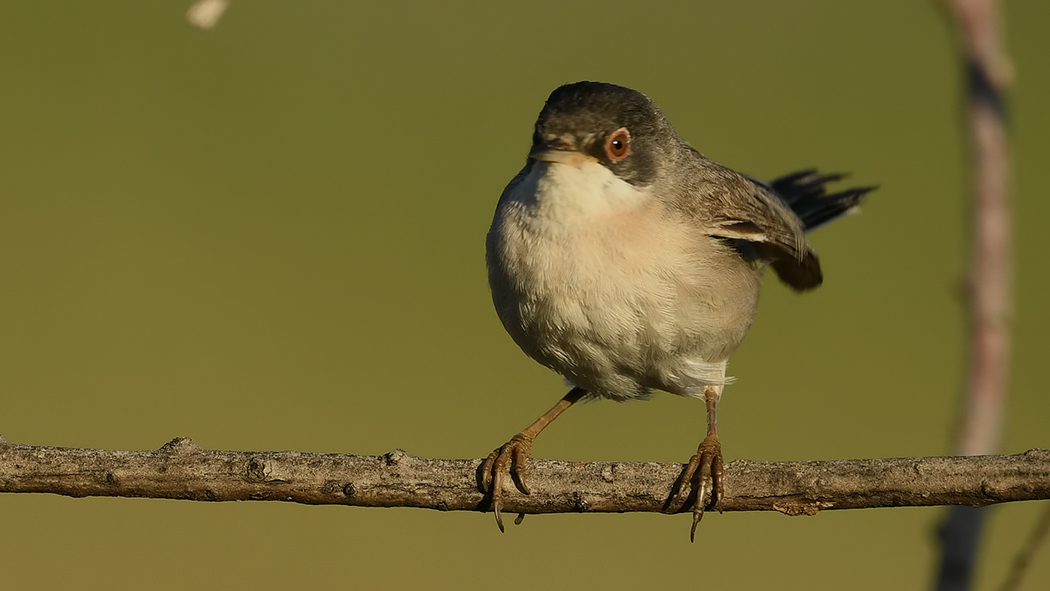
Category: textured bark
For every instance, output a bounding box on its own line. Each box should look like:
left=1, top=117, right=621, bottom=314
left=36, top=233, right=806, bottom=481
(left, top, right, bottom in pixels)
left=1, top=436, right=1047, bottom=515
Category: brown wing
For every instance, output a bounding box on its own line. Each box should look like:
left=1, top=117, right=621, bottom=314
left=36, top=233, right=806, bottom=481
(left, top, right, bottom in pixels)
left=705, top=177, right=823, bottom=291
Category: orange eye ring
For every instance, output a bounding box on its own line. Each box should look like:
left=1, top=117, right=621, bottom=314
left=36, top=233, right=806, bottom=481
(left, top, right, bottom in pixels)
left=605, top=128, right=631, bottom=161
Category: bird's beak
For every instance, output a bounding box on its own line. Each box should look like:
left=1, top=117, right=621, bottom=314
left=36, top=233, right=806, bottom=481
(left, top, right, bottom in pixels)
left=529, top=148, right=598, bottom=167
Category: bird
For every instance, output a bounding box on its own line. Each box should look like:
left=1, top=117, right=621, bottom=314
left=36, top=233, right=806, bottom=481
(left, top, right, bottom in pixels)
left=482, top=81, right=873, bottom=540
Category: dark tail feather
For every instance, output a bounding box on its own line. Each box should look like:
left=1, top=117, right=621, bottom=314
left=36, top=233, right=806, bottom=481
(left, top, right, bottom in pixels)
left=751, top=169, right=876, bottom=233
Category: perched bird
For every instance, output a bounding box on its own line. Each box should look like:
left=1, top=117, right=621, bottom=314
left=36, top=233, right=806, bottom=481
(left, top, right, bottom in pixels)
left=483, top=81, right=873, bottom=539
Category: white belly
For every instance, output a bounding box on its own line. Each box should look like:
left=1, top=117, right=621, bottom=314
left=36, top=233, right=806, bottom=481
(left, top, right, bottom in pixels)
left=487, top=160, right=761, bottom=401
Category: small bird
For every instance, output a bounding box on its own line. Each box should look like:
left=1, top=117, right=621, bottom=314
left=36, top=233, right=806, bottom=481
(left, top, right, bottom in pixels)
left=482, top=81, right=873, bottom=539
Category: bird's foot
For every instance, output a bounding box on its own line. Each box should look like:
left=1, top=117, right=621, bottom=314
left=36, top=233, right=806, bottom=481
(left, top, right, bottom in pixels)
left=673, top=434, right=724, bottom=542
left=480, top=432, right=534, bottom=532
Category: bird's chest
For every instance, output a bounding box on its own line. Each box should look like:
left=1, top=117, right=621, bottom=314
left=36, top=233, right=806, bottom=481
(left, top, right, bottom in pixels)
left=490, top=168, right=713, bottom=361
left=508, top=208, right=676, bottom=323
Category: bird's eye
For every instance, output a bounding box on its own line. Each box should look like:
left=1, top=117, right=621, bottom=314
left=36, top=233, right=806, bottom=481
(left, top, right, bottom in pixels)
left=605, top=128, right=631, bottom=161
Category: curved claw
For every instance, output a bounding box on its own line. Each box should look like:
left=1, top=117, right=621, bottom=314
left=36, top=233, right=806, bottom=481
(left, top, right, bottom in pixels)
left=672, top=435, right=723, bottom=543
left=480, top=434, right=534, bottom=532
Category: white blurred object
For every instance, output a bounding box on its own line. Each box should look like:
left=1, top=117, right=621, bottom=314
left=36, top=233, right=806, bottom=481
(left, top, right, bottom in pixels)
left=187, top=0, right=230, bottom=30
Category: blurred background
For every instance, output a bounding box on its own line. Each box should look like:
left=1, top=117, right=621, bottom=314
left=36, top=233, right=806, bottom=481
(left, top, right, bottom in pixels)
left=1, top=1, right=1047, bottom=589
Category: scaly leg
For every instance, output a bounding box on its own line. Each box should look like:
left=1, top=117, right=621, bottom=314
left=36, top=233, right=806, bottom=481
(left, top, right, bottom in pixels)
left=481, top=386, right=586, bottom=532
left=672, top=384, right=725, bottom=542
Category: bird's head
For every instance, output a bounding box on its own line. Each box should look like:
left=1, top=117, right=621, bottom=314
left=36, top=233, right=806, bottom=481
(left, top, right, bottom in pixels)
left=529, top=81, right=676, bottom=187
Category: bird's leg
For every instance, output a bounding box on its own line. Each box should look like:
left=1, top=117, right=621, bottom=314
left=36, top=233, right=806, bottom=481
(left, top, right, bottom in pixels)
left=674, top=384, right=725, bottom=542
left=481, top=386, right=586, bottom=532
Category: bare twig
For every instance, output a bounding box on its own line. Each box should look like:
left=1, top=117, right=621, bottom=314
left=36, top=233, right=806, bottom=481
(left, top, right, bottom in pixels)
left=946, top=0, right=1012, bottom=461
left=935, top=1, right=1013, bottom=590
left=1, top=436, right=1048, bottom=516
left=998, top=503, right=1050, bottom=591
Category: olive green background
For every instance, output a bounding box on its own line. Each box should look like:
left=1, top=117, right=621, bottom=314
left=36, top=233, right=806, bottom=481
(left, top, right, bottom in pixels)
left=1, top=1, right=1048, bottom=589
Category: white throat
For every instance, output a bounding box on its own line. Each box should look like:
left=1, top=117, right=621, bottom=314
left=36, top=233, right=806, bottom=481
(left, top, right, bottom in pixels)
left=510, top=160, right=651, bottom=232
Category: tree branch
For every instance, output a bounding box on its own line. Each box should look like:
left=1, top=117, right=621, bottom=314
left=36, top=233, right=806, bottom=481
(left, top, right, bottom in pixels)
left=945, top=0, right=1012, bottom=463
left=1, top=436, right=1047, bottom=516
left=935, top=1, right=1013, bottom=589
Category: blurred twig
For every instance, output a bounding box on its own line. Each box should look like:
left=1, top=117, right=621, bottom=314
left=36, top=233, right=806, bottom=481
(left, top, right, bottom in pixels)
left=1, top=436, right=1048, bottom=518
left=934, top=1, right=1013, bottom=590
left=998, top=503, right=1050, bottom=591
left=187, top=0, right=231, bottom=31
left=946, top=0, right=1012, bottom=462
